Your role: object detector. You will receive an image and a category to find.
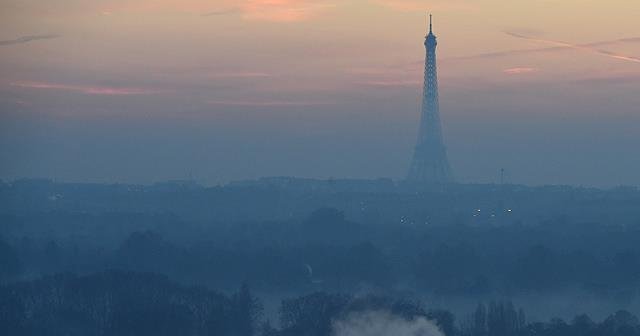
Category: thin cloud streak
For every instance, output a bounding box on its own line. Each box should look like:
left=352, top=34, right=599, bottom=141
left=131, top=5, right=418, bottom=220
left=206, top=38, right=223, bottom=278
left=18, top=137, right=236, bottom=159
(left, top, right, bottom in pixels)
left=11, top=81, right=161, bottom=95
left=203, top=1, right=335, bottom=22
left=374, top=0, right=476, bottom=12
left=0, top=35, right=58, bottom=46
left=446, top=35, right=640, bottom=62
left=504, top=32, right=640, bottom=64
left=445, top=47, right=566, bottom=61
left=503, top=67, right=537, bottom=75
left=590, top=36, right=640, bottom=46
left=242, top=0, right=335, bottom=22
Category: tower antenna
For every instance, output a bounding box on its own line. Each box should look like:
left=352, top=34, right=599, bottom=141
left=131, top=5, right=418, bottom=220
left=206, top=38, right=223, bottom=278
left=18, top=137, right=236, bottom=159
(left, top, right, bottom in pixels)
left=429, top=13, right=433, bottom=33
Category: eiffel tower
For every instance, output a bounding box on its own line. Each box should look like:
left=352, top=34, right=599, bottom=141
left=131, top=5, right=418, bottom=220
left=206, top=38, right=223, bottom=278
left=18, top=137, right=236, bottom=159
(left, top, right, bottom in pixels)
left=407, top=14, right=453, bottom=183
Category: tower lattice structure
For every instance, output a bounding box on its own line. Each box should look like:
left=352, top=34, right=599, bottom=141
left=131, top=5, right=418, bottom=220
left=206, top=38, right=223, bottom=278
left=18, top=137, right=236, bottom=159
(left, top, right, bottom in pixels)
left=407, top=14, right=453, bottom=183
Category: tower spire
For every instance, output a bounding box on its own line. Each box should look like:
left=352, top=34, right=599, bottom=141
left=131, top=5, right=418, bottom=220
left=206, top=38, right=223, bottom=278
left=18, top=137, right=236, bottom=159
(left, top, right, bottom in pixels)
left=407, top=11, right=453, bottom=184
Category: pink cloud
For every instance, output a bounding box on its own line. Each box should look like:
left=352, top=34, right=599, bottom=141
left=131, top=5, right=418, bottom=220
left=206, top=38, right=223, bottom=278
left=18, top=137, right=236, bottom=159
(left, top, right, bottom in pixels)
left=240, top=0, right=335, bottom=22
left=375, top=0, right=476, bottom=12
left=37, top=0, right=333, bottom=22
left=503, top=67, right=537, bottom=75
left=32, top=0, right=336, bottom=22
left=11, top=81, right=161, bottom=95
left=200, top=0, right=335, bottom=22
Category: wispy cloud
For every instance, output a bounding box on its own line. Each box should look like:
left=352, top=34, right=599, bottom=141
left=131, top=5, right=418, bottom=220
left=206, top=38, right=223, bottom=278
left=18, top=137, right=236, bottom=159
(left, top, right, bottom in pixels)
left=0, top=35, right=58, bottom=46
left=446, top=34, right=640, bottom=62
left=208, top=99, right=331, bottom=107
left=445, top=48, right=561, bottom=61
left=504, top=32, right=640, bottom=64
left=503, top=67, right=537, bottom=75
left=591, top=36, right=640, bottom=46
left=203, top=0, right=335, bottom=22
left=11, top=81, right=161, bottom=96
left=374, top=0, right=476, bottom=12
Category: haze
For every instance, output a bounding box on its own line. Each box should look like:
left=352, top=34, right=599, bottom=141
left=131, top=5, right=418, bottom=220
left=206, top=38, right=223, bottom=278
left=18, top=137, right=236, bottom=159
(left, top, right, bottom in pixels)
left=1, top=0, right=640, bottom=187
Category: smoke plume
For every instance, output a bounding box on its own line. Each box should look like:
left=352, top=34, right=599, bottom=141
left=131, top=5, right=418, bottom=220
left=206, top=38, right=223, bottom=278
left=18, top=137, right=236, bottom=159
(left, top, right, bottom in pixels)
left=333, top=310, right=444, bottom=336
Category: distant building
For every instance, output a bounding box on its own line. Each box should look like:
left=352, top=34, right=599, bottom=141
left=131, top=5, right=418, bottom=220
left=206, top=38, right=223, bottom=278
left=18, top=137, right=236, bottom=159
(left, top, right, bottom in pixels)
left=407, top=14, right=454, bottom=183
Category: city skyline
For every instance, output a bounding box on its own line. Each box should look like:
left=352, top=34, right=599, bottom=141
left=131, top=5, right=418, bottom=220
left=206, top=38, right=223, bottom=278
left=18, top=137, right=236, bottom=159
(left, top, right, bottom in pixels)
left=1, top=1, right=640, bottom=187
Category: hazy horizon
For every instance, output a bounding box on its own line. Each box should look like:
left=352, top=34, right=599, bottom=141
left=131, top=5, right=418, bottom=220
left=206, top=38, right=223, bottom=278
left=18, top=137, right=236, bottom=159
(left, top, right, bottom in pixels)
left=2, top=0, right=640, bottom=187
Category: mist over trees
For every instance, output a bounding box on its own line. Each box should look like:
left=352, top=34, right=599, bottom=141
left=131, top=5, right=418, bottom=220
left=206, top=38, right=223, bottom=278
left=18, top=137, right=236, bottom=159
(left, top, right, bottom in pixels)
left=2, top=271, right=640, bottom=336
left=1, top=178, right=640, bottom=334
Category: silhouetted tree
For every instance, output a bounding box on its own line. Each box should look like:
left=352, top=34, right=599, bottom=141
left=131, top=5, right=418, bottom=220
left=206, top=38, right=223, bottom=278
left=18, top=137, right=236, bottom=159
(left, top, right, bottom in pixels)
left=571, top=314, right=595, bottom=336
left=0, top=271, right=254, bottom=336
left=472, top=303, right=488, bottom=336
left=279, top=292, right=349, bottom=336
left=231, top=283, right=263, bottom=336
left=600, top=310, right=640, bottom=336
left=487, top=301, right=523, bottom=336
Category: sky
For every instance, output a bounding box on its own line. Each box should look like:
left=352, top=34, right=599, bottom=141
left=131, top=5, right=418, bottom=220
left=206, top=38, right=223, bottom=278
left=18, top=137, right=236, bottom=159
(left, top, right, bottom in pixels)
left=1, top=0, right=639, bottom=187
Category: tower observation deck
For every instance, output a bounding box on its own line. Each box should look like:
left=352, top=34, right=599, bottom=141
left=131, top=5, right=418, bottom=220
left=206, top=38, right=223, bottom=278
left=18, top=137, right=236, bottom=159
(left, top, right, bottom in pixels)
left=407, top=14, right=454, bottom=183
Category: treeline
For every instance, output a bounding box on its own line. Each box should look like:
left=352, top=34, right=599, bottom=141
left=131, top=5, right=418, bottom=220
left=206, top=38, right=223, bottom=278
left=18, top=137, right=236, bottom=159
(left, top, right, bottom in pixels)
left=3, top=208, right=640, bottom=295
left=3, top=179, right=640, bottom=228
left=1, top=270, right=639, bottom=336
left=0, top=271, right=261, bottom=336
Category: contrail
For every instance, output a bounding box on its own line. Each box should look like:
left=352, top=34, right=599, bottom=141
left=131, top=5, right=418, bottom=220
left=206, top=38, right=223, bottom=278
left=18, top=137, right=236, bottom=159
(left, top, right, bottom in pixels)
left=504, top=32, right=640, bottom=64
left=446, top=35, right=640, bottom=62
left=0, top=35, right=58, bottom=46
